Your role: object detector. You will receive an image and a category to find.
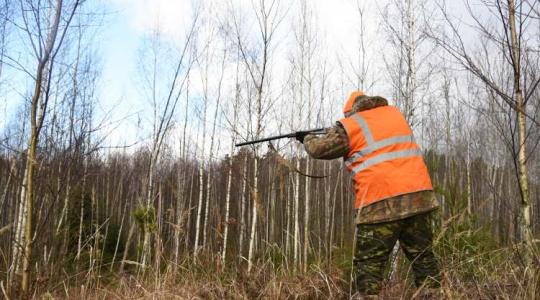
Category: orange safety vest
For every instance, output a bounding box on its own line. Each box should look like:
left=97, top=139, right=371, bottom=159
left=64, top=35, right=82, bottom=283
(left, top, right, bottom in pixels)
left=339, top=105, right=433, bottom=209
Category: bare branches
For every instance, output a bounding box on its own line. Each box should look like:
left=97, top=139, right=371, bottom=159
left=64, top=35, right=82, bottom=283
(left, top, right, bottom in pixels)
left=428, top=0, right=538, bottom=265
left=428, top=0, right=539, bottom=126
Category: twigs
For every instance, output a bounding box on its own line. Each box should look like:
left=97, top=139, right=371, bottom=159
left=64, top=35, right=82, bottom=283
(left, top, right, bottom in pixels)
left=268, top=142, right=328, bottom=179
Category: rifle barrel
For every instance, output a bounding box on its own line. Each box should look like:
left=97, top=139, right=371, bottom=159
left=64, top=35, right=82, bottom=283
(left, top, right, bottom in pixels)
left=235, top=128, right=325, bottom=147
left=235, top=133, right=294, bottom=147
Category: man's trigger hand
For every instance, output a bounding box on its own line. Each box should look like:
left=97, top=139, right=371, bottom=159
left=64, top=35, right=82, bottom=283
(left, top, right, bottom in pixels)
left=295, top=132, right=307, bottom=143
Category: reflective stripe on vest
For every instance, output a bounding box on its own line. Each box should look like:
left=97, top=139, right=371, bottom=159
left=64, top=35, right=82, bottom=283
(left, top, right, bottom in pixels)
left=351, top=148, right=422, bottom=175
left=345, top=135, right=415, bottom=167
left=345, top=113, right=418, bottom=170
left=351, top=114, right=374, bottom=144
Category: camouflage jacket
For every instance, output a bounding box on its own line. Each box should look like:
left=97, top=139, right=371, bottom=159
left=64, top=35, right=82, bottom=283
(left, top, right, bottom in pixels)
left=303, top=96, right=439, bottom=224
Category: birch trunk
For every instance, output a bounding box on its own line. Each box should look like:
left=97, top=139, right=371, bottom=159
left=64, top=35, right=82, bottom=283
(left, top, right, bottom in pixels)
left=119, top=223, right=135, bottom=273
left=185, top=142, right=198, bottom=252
left=246, top=106, right=262, bottom=280
left=239, top=155, right=248, bottom=258
left=293, top=159, right=300, bottom=270
left=235, top=0, right=278, bottom=271
left=194, top=164, right=204, bottom=255
left=140, top=150, right=156, bottom=269
left=405, top=0, right=417, bottom=125
left=247, top=157, right=259, bottom=272
left=222, top=155, right=233, bottom=263
left=203, top=96, right=221, bottom=249
left=20, top=126, right=38, bottom=294
left=194, top=95, right=207, bottom=255
left=154, top=185, right=163, bottom=274
left=303, top=158, right=310, bottom=272
left=56, top=165, right=71, bottom=234
left=179, top=78, right=191, bottom=256
left=286, top=178, right=292, bottom=257
left=202, top=157, right=212, bottom=249
left=466, top=140, right=472, bottom=217
left=174, top=155, right=188, bottom=265
left=222, top=82, right=239, bottom=263
left=507, top=0, right=532, bottom=266
left=9, top=165, right=28, bottom=290
left=323, top=161, right=330, bottom=258
left=76, top=177, right=85, bottom=261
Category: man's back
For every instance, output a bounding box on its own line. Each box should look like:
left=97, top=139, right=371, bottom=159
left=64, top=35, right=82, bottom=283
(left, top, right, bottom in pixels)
left=303, top=96, right=438, bottom=223
left=339, top=105, right=433, bottom=209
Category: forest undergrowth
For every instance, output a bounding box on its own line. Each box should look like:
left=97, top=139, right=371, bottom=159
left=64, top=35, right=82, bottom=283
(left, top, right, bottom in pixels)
left=35, top=220, right=539, bottom=300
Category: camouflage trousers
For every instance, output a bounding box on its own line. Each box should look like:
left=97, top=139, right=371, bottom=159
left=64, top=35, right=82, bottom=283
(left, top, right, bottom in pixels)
left=353, top=210, right=441, bottom=295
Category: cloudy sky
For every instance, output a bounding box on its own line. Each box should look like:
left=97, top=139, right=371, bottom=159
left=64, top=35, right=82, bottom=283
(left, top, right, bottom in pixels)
left=1, top=0, right=477, bottom=155
left=95, top=0, right=381, bottom=149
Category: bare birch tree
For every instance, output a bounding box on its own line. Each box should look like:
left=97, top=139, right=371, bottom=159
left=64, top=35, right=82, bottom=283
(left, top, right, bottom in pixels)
left=137, top=10, right=199, bottom=269
left=8, top=0, right=83, bottom=294
left=430, top=0, right=540, bottom=267
left=229, top=0, right=284, bottom=272
left=380, top=0, right=436, bottom=129
left=222, top=74, right=241, bottom=264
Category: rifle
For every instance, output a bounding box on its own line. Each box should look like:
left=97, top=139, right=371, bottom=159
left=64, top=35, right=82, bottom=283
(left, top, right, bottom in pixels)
left=235, top=128, right=326, bottom=147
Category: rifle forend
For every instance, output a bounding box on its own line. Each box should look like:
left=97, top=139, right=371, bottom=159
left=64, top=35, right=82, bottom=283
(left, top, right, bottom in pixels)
left=235, top=128, right=326, bottom=147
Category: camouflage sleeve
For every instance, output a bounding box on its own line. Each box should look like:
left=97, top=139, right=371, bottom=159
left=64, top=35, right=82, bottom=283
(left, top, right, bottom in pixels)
left=303, top=123, right=350, bottom=160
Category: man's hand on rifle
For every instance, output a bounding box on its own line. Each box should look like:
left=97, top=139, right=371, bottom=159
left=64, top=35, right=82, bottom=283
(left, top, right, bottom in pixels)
left=296, top=129, right=327, bottom=144
left=295, top=131, right=308, bottom=143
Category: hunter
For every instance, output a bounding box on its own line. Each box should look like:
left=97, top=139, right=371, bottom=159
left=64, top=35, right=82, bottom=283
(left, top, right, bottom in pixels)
left=300, top=91, right=441, bottom=298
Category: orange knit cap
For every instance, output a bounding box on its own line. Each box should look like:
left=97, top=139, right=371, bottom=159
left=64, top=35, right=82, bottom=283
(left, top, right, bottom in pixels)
left=343, top=91, right=365, bottom=115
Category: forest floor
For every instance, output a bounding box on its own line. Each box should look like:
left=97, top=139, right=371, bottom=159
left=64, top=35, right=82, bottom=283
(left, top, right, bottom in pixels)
left=43, top=267, right=535, bottom=300
left=38, top=246, right=538, bottom=300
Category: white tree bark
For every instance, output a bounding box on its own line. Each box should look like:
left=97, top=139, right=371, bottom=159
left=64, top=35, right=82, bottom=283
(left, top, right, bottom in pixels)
left=222, top=78, right=240, bottom=263
left=247, top=157, right=259, bottom=272
left=466, top=138, right=472, bottom=217
left=194, top=96, right=207, bottom=255
left=9, top=166, right=28, bottom=286
left=507, top=0, right=532, bottom=266
left=239, top=155, right=248, bottom=258
left=222, top=155, right=233, bottom=263
left=303, top=158, right=311, bottom=272
left=293, top=159, right=300, bottom=270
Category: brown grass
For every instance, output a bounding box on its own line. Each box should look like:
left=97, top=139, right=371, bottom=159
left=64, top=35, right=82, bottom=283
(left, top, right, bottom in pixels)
left=36, top=238, right=539, bottom=300
left=37, top=258, right=538, bottom=299
left=44, top=260, right=347, bottom=299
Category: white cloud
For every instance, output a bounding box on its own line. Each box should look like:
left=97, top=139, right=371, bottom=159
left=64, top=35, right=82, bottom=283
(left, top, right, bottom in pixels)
left=112, top=0, right=193, bottom=39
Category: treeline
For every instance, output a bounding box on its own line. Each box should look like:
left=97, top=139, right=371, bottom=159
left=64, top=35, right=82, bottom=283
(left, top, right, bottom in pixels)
left=0, top=146, right=537, bottom=276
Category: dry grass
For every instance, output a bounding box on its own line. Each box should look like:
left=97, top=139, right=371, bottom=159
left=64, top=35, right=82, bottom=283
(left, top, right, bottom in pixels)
left=34, top=224, right=540, bottom=300
left=36, top=250, right=539, bottom=300
left=44, top=259, right=348, bottom=299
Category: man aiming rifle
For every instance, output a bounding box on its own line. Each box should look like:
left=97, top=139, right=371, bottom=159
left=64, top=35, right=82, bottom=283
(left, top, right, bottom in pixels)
left=301, top=91, right=441, bottom=298
left=236, top=91, right=441, bottom=298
